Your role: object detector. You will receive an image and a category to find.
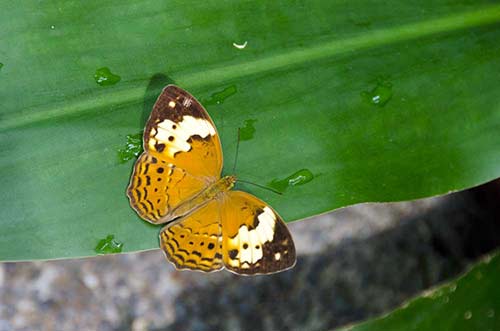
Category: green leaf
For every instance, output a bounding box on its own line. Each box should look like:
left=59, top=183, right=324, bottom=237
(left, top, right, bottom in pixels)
left=1, top=1, right=500, bottom=260
left=336, top=251, right=500, bottom=331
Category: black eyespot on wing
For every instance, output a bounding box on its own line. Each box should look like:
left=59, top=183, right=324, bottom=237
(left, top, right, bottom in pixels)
left=229, top=249, right=238, bottom=260
left=155, top=143, right=165, bottom=152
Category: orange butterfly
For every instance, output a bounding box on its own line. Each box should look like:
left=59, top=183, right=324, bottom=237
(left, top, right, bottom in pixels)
left=127, top=85, right=296, bottom=275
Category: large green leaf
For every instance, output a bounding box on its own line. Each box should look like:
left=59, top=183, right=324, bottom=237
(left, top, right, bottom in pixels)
left=336, top=251, right=500, bottom=331
left=1, top=1, right=500, bottom=260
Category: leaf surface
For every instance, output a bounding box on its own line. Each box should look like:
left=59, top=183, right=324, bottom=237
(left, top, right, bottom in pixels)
left=1, top=1, right=500, bottom=259
left=336, top=252, right=500, bottom=331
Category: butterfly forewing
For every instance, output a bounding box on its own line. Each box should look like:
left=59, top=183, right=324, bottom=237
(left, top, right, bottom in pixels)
left=127, top=154, right=208, bottom=223
left=127, top=85, right=223, bottom=224
left=144, top=85, right=223, bottom=177
left=221, top=191, right=296, bottom=275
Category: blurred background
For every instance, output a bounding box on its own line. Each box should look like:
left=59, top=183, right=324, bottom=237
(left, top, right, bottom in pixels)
left=1, top=180, right=499, bottom=331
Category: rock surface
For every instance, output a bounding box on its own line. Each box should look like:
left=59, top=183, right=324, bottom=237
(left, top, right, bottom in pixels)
left=1, top=181, right=499, bottom=331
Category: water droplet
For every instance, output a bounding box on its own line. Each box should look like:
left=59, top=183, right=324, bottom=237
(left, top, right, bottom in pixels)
left=464, top=311, right=472, bottom=320
left=449, top=284, right=457, bottom=292
left=117, top=132, right=143, bottom=163
left=233, top=41, right=248, bottom=49
left=486, top=309, right=495, bottom=318
left=200, top=85, right=237, bottom=106
left=240, top=119, right=257, bottom=141
left=94, top=67, right=121, bottom=86
left=361, top=79, right=393, bottom=107
left=50, top=25, right=55, bottom=30
left=95, top=235, right=123, bottom=254
left=268, top=169, right=314, bottom=193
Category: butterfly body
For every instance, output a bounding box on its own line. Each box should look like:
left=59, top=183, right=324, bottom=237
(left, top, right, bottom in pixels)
left=197, top=175, right=237, bottom=203
left=160, top=175, right=236, bottom=224
left=127, top=85, right=296, bottom=275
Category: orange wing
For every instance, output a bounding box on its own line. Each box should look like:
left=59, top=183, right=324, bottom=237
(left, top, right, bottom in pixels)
left=159, top=200, right=223, bottom=272
left=127, top=153, right=208, bottom=223
left=144, top=85, right=222, bottom=177
left=220, top=191, right=296, bottom=275
left=127, top=85, right=223, bottom=224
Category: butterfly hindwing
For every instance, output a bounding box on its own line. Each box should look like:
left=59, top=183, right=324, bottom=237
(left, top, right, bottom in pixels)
left=221, top=191, right=296, bottom=275
left=159, top=200, right=223, bottom=272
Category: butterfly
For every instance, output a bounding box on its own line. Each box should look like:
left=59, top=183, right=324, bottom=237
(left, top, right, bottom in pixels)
left=127, top=85, right=296, bottom=275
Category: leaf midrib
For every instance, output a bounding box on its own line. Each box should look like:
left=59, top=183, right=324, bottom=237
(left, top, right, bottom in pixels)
left=2, top=4, right=500, bottom=132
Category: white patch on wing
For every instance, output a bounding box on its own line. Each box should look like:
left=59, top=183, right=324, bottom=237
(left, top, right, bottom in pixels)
left=238, top=226, right=251, bottom=263
left=248, top=228, right=261, bottom=263
left=227, top=258, right=239, bottom=267
left=257, top=207, right=276, bottom=242
left=148, top=115, right=216, bottom=157
left=227, top=206, right=276, bottom=266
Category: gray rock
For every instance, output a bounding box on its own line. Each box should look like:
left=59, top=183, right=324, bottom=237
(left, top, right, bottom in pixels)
left=1, top=181, right=499, bottom=331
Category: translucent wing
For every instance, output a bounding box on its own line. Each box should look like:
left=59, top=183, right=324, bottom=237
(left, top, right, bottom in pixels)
left=159, top=200, right=223, bottom=272
left=127, top=85, right=223, bottom=223
left=220, top=191, right=296, bottom=275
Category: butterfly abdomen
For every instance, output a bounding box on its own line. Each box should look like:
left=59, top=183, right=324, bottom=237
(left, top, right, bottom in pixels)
left=193, top=175, right=236, bottom=202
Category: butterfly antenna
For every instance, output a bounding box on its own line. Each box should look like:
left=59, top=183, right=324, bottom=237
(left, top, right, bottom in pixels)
left=237, top=179, right=283, bottom=195
left=231, top=128, right=281, bottom=195
left=232, top=127, right=241, bottom=174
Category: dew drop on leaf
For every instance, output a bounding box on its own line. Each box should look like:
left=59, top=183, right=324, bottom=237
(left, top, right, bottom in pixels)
left=200, top=85, right=237, bottom=106
left=94, top=67, right=121, bottom=86
left=117, top=132, right=143, bottom=163
left=239, top=119, right=257, bottom=141
left=464, top=310, right=472, bottom=320
left=269, top=169, right=314, bottom=193
left=233, top=41, right=248, bottom=49
left=361, top=79, right=393, bottom=107
left=95, top=235, right=123, bottom=254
